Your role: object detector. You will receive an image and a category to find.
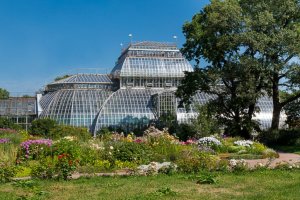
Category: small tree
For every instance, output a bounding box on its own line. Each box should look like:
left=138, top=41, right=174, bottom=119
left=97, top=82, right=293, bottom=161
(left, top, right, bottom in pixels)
left=0, top=88, right=9, bottom=99
left=191, top=104, right=221, bottom=138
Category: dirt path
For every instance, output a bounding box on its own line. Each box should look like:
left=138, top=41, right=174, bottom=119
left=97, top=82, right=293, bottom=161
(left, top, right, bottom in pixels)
left=245, top=153, right=300, bottom=168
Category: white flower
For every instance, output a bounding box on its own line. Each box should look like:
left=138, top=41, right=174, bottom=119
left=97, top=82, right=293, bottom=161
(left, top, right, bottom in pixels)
left=234, top=140, right=254, bottom=147
left=198, top=136, right=221, bottom=147
left=108, top=152, right=112, bottom=155
left=109, top=146, right=114, bottom=150
left=229, top=159, right=237, bottom=167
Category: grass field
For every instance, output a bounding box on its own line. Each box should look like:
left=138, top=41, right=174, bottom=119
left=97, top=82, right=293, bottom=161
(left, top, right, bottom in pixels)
left=0, top=170, right=300, bottom=200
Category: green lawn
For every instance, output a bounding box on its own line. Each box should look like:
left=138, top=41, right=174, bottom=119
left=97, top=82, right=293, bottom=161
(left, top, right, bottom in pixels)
left=0, top=170, right=300, bottom=200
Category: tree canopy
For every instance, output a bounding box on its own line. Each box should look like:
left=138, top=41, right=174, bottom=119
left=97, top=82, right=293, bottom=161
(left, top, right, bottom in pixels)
left=0, top=88, right=9, bottom=99
left=177, top=0, right=300, bottom=135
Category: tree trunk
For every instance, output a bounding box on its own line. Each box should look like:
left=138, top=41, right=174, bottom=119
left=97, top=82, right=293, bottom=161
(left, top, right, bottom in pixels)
left=271, top=75, right=282, bottom=130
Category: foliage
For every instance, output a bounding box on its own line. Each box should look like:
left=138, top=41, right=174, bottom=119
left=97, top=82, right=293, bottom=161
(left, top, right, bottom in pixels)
left=52, top=139, right=81, bottom=161
left=112, top=142, right=151, bottom=164
left=177, top=0, right=300, bottom=134
left=31, top=158, right=56, bottom=179
left=18, top=139, right=52, bottom=161
left=172, top=123, right=197, bottom=141
left=154, top=187, right=177, bottom=196
left=229, top=159, right=249, bottom=172
left=176, top=150, right=219, bottom=173
left=0, top=88, right=9, bottom=99
left=196, top=173, right=217, bottom=184
left=29, top=118, right=57, bottom=137
left=284, top=100, right=300, bottom=128
left=0, top=117, right=21, bottom=130
left=0, top=161, right=16, bottom=183
left=258, top=128, right=300, bottom=146
left=191, top=104, right=221, bottom=138
left=49, top=125, right=91, bottom=141
left=262, top=149, right=279, bottom=159
left=94, top=160, right=111, bottom=171
left=56, top=153, right=78, bottom=180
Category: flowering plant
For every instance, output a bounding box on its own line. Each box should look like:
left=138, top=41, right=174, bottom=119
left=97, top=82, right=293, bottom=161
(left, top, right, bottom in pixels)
left=0, top=128, right=17, bottom=134
left=234, top=140, right=253, bottom=147
left=198, top=137, right=221, bottom=147
left=56, top=153, right=78, bottom=180
left=180, top=139, right=196, bottom=145
left=0, top=138, right=10, bottom=144
left=229, top=159, right=249, bottom=171
left=19, top=139, right=52, bottom=160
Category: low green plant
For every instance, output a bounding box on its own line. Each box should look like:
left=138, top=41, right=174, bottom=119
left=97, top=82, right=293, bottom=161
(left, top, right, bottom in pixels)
left=0, top=161, right=16, bottom=183
left=262, top=148, right=279, bottom=159
left=114, top=160, right=137, bottom=170
left=30, top=157, right=56, bottom=179
left=112, top=142, right=151, bottom=164
left=50, top=125, right=92, bottom=141
left=196, top=173, right=217, bottom=184
left=154, top=187, right=177, bottom=196
left=94, top=160, right=111, bottom=171
left=15, top=166, right=32, bottom=177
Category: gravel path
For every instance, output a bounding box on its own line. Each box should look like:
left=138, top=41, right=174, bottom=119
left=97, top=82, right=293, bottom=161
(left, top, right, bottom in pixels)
left=245, top=153, right=300, bottom=168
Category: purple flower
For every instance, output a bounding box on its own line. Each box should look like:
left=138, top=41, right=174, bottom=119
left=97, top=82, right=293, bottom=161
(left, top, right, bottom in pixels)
left=0, top=138, right=10, bottom=144
left=20, top=139, right=53, bottom=159
left=0, top=128, right=17, bottom=134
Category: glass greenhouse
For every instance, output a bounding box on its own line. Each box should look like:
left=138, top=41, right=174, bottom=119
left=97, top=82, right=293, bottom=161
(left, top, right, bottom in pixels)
left=37, top=41, right=279, bottom=135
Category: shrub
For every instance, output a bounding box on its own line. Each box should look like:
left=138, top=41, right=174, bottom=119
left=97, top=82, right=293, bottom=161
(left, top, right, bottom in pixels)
left=228, top=159, right=249, bottom=172
left=18, top=139, right=52, bottom=161
left=30, top=118, right=57, bottom=137
left=176, top=151, right=219, bottom=173
left=94, top=160, right=111, bottom=171
left=50, top=125, right=91, bottom=141
left=198, top=136, right=222, bottom=152
left=0, top=117, right=21, bottom=130
left=262, top=149, right=279, bottom=159
left=258, top=129, right=300, bottom=146
left=79, top=145, right=100, bottom=166
left=31, top=158, right=56, bottom=179
left=56, top=153, right=78, bottom=180
left=112, top=142, right=151, bottom=164
left=0, top=162, right=16, bottom=183
left=114, top=160, right=137, bottom=170
left=52, top=139, right=81, bottom=161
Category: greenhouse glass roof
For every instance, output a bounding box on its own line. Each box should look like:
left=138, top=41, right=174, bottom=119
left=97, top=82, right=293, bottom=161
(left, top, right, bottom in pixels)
left=36, top=41, right=279, bottom=134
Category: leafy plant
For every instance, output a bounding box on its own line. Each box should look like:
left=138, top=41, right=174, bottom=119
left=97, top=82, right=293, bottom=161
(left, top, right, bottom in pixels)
left=30, top=118, right=57, bottom=137
left=0, top=161, right=16, bottom=183
left=196, top=173, right=217, bottom=184
left=154, top=187, right=177, bottom=196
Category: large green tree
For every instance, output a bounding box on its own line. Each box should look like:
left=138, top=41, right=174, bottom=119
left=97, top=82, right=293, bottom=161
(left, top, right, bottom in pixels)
left=177, top=0, right=300, bottom=133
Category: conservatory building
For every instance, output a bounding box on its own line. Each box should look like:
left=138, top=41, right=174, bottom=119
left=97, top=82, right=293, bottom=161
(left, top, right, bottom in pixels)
left=37, top=41, right=276, bottom=135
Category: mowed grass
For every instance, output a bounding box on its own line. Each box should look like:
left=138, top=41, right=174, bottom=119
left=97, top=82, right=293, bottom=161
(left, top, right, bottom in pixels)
left=0, top=170, right=300, bottom=200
